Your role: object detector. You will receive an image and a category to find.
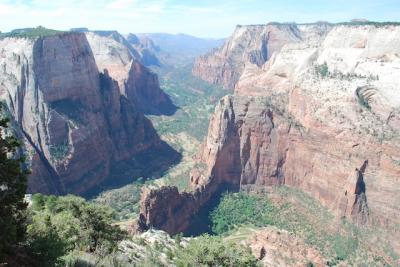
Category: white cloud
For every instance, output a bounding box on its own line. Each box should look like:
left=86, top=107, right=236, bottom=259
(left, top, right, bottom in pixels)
left=106, top=0, right=137, bottom=10
left=0, top=0, right=398, bottom=38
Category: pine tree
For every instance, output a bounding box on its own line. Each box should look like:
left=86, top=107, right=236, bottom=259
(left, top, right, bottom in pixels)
left=0, top=103, right=28, bottom=260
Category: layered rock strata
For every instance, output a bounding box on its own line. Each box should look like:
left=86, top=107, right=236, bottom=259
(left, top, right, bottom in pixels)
left=140, top=23, right=400, bottom=235
left=192, top=23, right=332, bottom=89
left=0, top=31, right=178, bottom=194
left=84, top=30, right=176, bottom=115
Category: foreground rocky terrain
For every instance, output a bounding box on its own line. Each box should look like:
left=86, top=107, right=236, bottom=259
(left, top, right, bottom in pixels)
left=0, top=28, right=179, bottom=195
left=138, top=22, right=400, bottom=265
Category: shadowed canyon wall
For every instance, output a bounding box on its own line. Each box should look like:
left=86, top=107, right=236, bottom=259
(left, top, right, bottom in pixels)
left=0, top=31, right=179, bottom=195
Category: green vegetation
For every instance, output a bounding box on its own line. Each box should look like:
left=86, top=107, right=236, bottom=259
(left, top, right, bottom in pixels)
left=149, top=63, right=226, bottom=142
left=210, top=188, right=394, bottom=266
left=174, top=234, right=260, bottom=267
left=49, top=142, right=69, bottom=161
left=95, top=62, right=225, bottom=217
left=93, top=182, right=143, bottom=221
left=0, top=103, right=28, bottom=260
left=0, top=26, right=66, bottom=39
left=28, top=194, right=127, bottom=266
left=210, top=192, right=276, bottom=234
left=337, top=21, right=400, bottom=27
left=315, top=62, right=329, bottom=77
left=148, top=63, right=225, bottom=189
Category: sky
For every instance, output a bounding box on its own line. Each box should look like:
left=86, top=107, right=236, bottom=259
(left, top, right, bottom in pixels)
left=0, top=0, right=399, bottom=38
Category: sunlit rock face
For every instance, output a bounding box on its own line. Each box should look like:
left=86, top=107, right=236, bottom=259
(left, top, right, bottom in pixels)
left=85, top=31, right=176, bottom=115
left=192, top=23, right=332, bottom=90
left=0, top=31, right=177, bottom=195
left=140, top=23, right=400, bottom=235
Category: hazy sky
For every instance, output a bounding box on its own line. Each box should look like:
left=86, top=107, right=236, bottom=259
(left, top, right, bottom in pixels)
left=1, top=0, right=399, bottom=38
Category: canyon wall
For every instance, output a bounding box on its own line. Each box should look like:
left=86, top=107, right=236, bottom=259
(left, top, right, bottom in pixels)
left=192, top=23, right=332, bottom=90
left=0, top=31, right=178, bottom=195
left=140, top=23, right=400, bottom=234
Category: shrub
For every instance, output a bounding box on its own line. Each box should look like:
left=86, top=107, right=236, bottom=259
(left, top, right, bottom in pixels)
left=174, top=234, right=260, bottom=267
left=27, top=194, right=127, bottom=264
left=315, top=62, right=329, bottom=77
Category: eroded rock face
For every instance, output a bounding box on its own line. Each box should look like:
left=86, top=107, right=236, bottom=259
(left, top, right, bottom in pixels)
left=139, top=24, right=400, bottom=234
left=126, top=33, right=161, bottom=67
left=192, top=23, right=332, bottom=90
left=0, top=32, right=178, bottom=195
left=85, top=31, right=176, bottom=115
left=243, top=227, right=326, bottom=267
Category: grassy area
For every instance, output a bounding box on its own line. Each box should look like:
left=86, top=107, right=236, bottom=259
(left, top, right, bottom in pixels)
left=210, top=187, right=397, bottom=266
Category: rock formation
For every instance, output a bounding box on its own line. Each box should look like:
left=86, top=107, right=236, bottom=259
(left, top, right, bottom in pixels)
left=0, top=31, right=179, bottom=195
left=139, top=23, right=400, bottom=234
left=125, top=33, right=161, bottom=67
left=242, top=227, right=326, bottom=266
left=81, top=30, right=177, bottom=115
left=192, top=23, right=332, bottom=89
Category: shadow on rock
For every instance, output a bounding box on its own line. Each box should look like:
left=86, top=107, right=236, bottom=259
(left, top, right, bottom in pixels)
left=84, top=140, right=182, bottom=198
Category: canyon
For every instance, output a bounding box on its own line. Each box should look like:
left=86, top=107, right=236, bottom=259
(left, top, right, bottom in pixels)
left=1, top=22, right=400, bottom=266
left=139, top=22, right=400, bottom=241
left=0, top=29, right=179, bottom=195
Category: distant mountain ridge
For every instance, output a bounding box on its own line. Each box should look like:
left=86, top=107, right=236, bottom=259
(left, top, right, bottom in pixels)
left=135, top=33, right=225, bottom=58
left=125, top=33, right=225, bottom=68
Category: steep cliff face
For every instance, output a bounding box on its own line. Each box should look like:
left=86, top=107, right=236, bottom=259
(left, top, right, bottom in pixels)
left=140, top=24, right=400, bottom=234
left=0, top=32, right=178, bottom=195
left=192, top=23, right=332, bottom=90
left=85, top=31, right=176, bottom=115
left=126, top=33, right=161, bottom=67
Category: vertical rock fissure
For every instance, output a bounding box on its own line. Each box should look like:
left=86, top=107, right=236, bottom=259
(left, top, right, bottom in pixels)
left=351, top=160, right=369, bottom=224
left=21, top=128, right=62, bottom=194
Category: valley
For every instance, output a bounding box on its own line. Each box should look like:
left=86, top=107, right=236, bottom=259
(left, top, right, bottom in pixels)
left=1, top=20, right=400, bottom=267
left=94, top=61, right=226, bottom=220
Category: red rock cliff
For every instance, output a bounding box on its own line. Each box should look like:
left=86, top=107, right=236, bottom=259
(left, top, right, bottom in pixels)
left=140, top=24, right=400, bottom=234
left=0, top=32, right=178, bottom=195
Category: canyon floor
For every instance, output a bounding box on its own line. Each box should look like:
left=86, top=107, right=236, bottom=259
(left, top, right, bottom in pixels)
left=93, top=60, right=399, bottom=267
left=94, top=61, right=226, bottom=221
left=7, top=25, right=397, bottom=266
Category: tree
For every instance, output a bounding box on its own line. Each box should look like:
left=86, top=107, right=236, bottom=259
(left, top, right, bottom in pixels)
left=0, top=104, right=28, bottom=260
left=26, top=215, right=67, bottom=267
left=28, top=194, right=127, bottom=261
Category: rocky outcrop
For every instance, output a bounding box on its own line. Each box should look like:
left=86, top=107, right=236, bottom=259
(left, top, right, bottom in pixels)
left=192, top=23, right=332, bottom=89
left=84, top=31, right=176, bottom=115
left=0, top=31, right=179, bottom=195
left=126, top=33, right=161, bottom=67
left=140, top=23, right=400, bottom=234
left=242, top=227, right=326, bottom=266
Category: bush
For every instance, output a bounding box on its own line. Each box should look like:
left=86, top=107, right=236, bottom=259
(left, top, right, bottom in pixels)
left=315, top=62, right=329, bottom=77
left=174, top=234, right=260, bottom=267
